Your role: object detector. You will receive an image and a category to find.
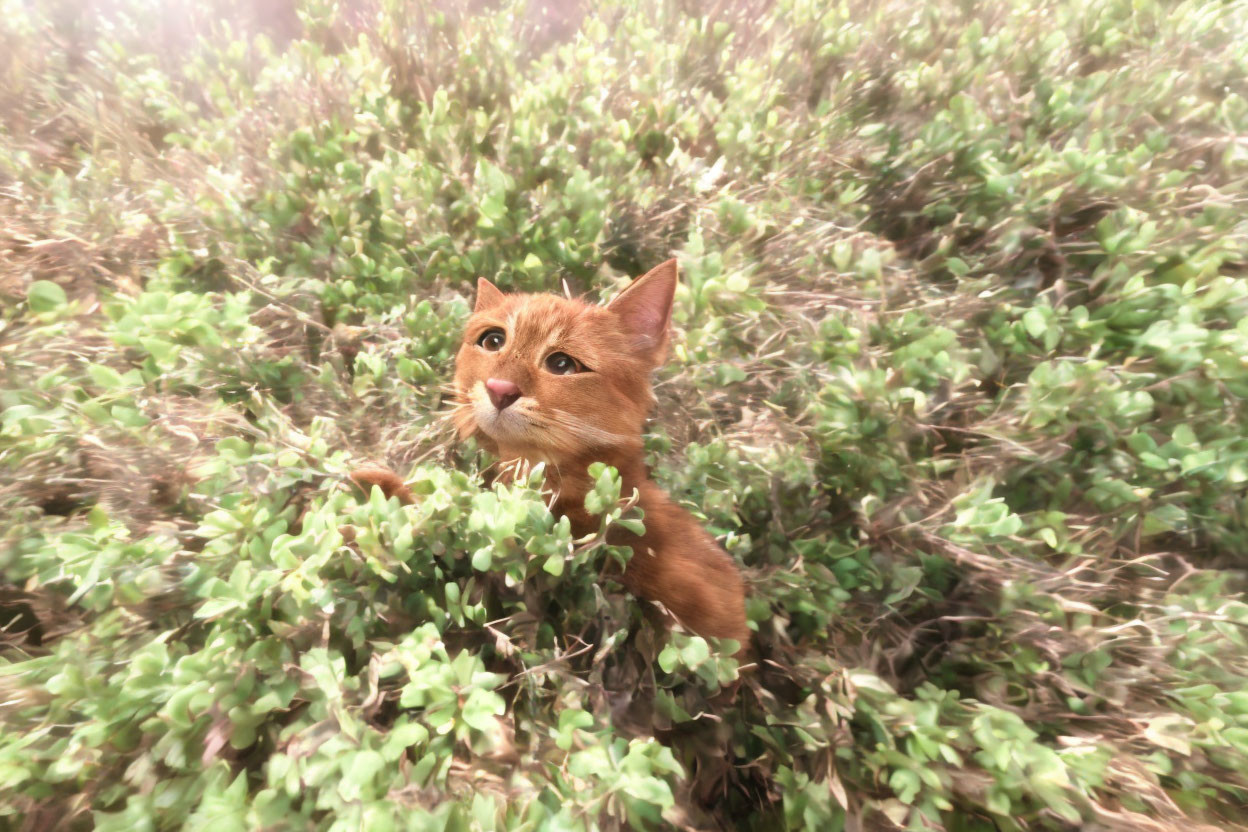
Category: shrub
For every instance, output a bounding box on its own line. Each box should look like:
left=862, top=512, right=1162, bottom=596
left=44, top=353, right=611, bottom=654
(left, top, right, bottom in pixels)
left=1, top=0, right=1246, bottom=829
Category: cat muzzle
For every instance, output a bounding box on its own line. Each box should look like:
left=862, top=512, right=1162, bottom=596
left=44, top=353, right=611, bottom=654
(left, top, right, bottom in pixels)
left=485, top=377, right=522, bottom=410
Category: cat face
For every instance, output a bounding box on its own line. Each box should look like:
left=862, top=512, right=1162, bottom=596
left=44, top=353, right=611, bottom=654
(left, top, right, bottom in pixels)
left=452, top=260, right=677, bottom=464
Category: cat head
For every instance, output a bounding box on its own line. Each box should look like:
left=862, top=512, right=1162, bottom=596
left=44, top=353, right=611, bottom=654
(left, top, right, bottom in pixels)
left=452, top=259, right=678, bottom=465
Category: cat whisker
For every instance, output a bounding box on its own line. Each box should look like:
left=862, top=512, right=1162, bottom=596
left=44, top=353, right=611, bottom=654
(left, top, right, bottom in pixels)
left=547, top=410, right=631, bottom=449
left=521, top=413, right=592, bottom=455
left=447, top=402, right=479, bottom=439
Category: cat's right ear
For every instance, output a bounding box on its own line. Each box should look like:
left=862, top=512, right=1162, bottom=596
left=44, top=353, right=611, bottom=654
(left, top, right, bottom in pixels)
left=608, top=258, right=677, bottom=365
left=474, top=277, right=505, bottom=313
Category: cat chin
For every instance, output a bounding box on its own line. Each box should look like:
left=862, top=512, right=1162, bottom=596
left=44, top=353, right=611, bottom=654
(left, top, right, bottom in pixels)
left=471, top=412, right=568, bottom=465
left=472, top=403, right=540, bottom=444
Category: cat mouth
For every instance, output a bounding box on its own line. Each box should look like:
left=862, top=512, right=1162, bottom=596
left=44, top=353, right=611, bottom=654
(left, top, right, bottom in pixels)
left=469, top=383, right=542, bottom=444
left=467, top=382, right=630, bottom=452
left=473, top=401, right=534, bottom=441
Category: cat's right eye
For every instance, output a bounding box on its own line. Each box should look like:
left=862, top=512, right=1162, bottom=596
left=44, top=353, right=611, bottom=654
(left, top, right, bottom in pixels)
left=477, top=328, right=506, bottom=351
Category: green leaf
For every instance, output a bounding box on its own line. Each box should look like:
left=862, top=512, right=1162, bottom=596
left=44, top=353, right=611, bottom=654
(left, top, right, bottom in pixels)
left=462, top=689, right=504, bottom=732
left=657, top=644, right=679, bottom=673
left=216, top=437, right=252, bottom=463
left=621, top=775, right=674, bottom=808
left=27, top=280, right=67, bottom=313
left=1023, top=308, right=1047, bottom=338
left=614, top=517, right=645, bottom=536
left=472, top=546, right=493, bottom=571
left=884, top=565, right=923, bottom=605
left=889, top=768, right=921, bottom=804
left=479, top=193, right=506, bottom=224
left=679, top=637, right=711, bottom=667
left=110, top=405, right=150, bottom=427
left=341, top=750, right=386, bottom=799
left=87, top=364, right=126, bottom=390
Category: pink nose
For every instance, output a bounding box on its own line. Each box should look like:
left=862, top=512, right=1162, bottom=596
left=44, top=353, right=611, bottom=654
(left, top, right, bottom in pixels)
left=485, top=378, right=522, bottom=411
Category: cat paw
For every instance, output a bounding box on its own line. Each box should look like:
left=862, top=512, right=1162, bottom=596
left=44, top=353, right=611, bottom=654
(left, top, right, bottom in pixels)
left=348, top=466, right=415, bottom=505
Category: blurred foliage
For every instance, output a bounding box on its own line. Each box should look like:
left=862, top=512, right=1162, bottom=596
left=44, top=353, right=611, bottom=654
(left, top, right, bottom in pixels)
left=2, top=0, right=1248, bottom=829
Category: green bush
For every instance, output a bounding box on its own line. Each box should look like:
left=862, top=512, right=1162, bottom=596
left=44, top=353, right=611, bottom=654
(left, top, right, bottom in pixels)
left=2, top=0, right=1247, bottom=829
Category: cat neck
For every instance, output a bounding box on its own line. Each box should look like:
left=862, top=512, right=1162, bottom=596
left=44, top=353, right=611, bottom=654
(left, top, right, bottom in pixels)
left=494, top=443, right=651, bottom=534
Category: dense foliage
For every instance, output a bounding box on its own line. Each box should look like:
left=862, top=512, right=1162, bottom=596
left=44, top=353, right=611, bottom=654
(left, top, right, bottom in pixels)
left=2, top=0, right=1248, bottom=828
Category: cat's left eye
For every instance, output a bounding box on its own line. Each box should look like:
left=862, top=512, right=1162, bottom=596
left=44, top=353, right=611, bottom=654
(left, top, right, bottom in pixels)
left=544, top=352, right=583, bottom=375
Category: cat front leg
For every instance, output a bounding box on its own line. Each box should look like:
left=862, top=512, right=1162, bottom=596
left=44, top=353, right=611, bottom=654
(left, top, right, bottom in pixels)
left=618, top=536, right=750, bottom=656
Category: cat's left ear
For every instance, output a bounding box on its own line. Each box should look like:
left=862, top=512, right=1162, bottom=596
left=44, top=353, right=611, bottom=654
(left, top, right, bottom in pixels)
left=608, top=258, right=677, bottom=365
left=474, top=277, right=505, bottom=313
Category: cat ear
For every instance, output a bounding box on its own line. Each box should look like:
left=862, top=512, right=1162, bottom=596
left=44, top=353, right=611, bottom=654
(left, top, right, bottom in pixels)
left=474, top=277, right=505, bottom=313
left=608, top=258, right=677, bottom=363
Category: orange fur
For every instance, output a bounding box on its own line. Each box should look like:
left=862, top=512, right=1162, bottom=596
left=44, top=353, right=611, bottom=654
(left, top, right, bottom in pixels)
left=351, top=260, right=750, bottom=654
left=349, top=467, right=415, bottom=505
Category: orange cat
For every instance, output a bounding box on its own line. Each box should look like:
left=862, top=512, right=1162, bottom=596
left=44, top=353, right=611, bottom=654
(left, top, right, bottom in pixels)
left=351, top=260, right=749, bottom=653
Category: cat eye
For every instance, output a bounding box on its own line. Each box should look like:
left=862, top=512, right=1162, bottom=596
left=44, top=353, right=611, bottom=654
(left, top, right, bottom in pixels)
left=477, top=328, right=506, bottom=351
left=544, top=352, right=583, bottom=375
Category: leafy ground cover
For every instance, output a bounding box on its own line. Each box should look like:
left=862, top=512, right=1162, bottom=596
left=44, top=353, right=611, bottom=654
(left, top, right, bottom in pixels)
left=2, top=0, right=1248, bottom=829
